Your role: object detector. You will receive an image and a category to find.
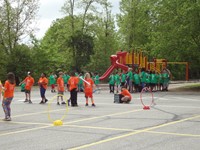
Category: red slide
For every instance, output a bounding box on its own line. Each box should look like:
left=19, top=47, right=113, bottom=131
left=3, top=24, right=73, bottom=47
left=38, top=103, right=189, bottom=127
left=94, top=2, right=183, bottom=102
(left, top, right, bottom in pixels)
left=99, top=52, right=129, bottom=80
left=99, top=65, right=115, bottom=80
left=116, top=60, right=128, bottom=71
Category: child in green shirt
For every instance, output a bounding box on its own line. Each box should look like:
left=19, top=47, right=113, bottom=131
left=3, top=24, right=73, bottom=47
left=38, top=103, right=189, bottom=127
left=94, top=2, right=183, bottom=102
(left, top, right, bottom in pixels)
left=49, top=72, right=56, bottom=93
left=133, top=72, right=141, bottom=92
left=109, top=73, right=115, bottom=93
left=121, top=70, right=127, bottom=87
left=115, top=72, right=121, bottom=93
left=140, top=68, right=146, bottom=89
left=94, top=72, right=100, bottom=88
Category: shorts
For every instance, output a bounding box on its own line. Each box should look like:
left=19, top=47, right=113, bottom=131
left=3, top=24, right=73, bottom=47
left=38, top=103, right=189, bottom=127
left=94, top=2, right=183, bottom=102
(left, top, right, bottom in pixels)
left=25, top=89, right=31, bottom=94
left=51, top=84, right=55, bottom=88
left=85, top=92, right=93, bottom=98
left=58, top=91, right=64, bottom=96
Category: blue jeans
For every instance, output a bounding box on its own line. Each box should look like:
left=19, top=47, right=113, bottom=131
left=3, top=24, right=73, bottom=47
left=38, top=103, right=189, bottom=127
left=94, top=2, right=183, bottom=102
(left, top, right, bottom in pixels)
left=40, top=86, right=46, bottom=98
left=2, top=97, right=13, bottom=118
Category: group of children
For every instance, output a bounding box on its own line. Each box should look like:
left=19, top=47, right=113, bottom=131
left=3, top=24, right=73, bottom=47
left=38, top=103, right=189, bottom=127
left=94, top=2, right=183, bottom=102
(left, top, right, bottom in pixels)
left=0, top=71, right=98, bottom=121
left=0, top=68, right=170, bottom=121
left=109, top=68, right=171, bottom=94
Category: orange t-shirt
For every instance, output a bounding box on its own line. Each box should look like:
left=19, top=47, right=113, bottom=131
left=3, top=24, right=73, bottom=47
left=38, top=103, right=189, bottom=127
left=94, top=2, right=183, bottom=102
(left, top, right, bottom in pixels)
left=120, top=89, right=132, bottom=100
left=0, top=82, right=2, bottom=92
left=84, top=78, right=94, bottom=93
left=68, top=76, right=79, bottom=91
left=4, top=80, right=15, bottom=98
left=24, top=76, right=34, bottom=90
left=38, top=77, right=48, bottom=89
left=57, top=77, right=64, bottom=92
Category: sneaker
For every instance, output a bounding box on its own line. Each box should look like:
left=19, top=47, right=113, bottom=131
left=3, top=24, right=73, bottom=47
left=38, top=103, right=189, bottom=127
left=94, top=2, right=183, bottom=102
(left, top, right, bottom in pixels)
left=24, top=99, right=28, bottom=103
left=29, top=100, right=32, bottom=104
left=57, top=102, right=60, bottom=105
left=6, top=117, right=11, bottom=121
left=92, top=104, right=96, bottom=107
left=3, top=117, right=11, bottom=121
left=39, top=101, right=44, bottom=104
left=61, top=101, right=66, bottom=105
left=85, top=103, right=88, bottom=106
left=45, top=99, right=48, bottom=103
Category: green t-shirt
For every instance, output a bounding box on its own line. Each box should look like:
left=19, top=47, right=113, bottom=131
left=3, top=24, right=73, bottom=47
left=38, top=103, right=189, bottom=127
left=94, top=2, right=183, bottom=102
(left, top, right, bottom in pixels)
left=150, top=73, right=157, bottom=84
left=134, top=73, right=140, bottom=85
left=49, top=75, right=56, bottom=85
left=121, top=73, right=127, bottom=82
left=94, top=75, right=100, bottom=85
left=158, top=74, right=164, bottom=84
left=127, top=71, right=133, bottom=81
left=115, top=74, right=120, bottom=85
left=21, top=83, right=26, bottom=92
left=78, top=75, right=83, bottom=85
left=63, top=74, right=70, bottom=84
left=145, top=73, right=151, bottom=83
left=140, top=71, right=146, bottom=83
left=109, top=75, right=115, bottom=85
left=62, top=74, right=68, bottom=84
left=163, top=73, right=170, bottom=84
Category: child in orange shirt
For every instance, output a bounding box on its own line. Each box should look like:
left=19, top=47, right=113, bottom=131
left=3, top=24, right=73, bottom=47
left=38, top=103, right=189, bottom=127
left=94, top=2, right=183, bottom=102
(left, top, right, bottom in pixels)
left=38, top=73, right=48, bottom=104
left=0, top=80, right=3, bottom=101
left=19, top=72, right=35, bottom=103
left=67, top=72, right=79, bottom=107
left=120, top=86, right=132, bottom=103
left=57, top=72, right=66, bottom=105
left=84, top=73, right=96, bottom=107
left=2, top=72, right=15, bottom=121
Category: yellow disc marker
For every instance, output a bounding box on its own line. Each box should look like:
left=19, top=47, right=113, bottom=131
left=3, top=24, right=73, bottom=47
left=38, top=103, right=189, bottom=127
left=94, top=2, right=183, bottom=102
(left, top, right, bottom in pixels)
left=48, top=94, right=69, bottom=126
left=53, top=120, right=63, bottom=126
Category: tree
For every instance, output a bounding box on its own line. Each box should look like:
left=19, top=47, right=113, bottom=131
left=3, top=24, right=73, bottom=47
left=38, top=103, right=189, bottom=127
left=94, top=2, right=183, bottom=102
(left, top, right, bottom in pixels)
left=68, top=30, right=94, bottom=71
left=0, top=0, right=39, bottom=54
left=147, top=0, right=200, bottom=78
left=117, top=0, right=151, bottom=50
left=61, top=0, right=105, bottom=69
left=6, top=44, right=34, bottom=84
left=86, top=0, right=119, bottom=74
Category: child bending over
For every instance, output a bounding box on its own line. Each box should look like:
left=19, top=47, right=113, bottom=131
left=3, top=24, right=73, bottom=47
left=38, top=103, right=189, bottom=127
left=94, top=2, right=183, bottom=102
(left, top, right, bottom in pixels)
left=120, top=86, right=132, bottom=103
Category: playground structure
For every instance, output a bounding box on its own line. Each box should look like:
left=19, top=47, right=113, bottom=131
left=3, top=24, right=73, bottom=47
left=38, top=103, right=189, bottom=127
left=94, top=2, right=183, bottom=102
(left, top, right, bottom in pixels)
left=100, top=50, right=189, bottom=81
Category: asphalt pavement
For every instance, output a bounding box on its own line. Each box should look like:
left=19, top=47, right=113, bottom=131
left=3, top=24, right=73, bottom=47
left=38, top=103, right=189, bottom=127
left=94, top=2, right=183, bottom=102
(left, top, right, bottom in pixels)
left=0, top=83, right=200, bottom=150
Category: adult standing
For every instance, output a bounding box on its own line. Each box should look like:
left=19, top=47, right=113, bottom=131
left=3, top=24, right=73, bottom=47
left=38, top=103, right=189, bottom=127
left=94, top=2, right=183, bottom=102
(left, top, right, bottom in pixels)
left=68, top=72, right=79, bottom=107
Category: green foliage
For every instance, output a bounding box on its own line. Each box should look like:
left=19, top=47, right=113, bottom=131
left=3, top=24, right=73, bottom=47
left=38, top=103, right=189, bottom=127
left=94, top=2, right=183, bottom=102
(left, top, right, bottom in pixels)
left=6, top=44, right=33, bottom=84
left=68, top=30, right=94, bottom=71
left=0, top=49, right=8, bottom=81
left=117, top=0, right=200, bottom=79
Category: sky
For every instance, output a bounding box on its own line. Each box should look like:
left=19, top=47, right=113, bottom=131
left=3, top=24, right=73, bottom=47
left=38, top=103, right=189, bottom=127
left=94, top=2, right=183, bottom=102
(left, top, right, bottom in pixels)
left=36, top=0, right=120, bottom=39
